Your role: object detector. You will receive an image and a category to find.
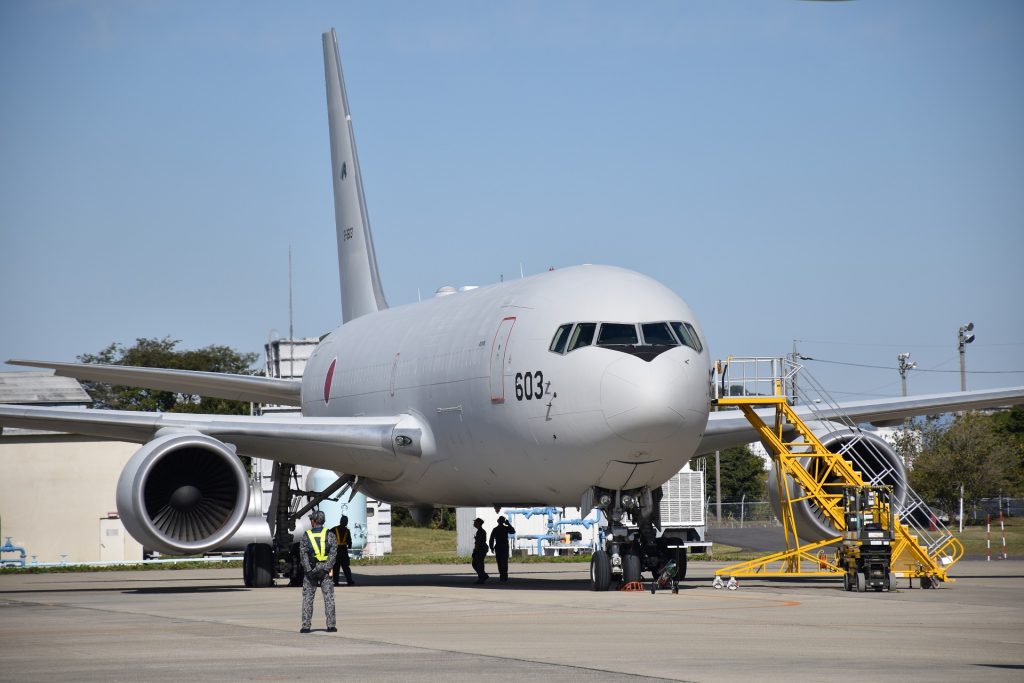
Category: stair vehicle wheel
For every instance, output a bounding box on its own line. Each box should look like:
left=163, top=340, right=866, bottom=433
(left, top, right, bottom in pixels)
left=250, top=542, right=275, bottom=588
left=590, top=551, right=611, bottom=591
left=622, top=553, right=642, bottom=584
left=856, top=573, right=866, bottom=593
left=920, top=575, right=934, bottom=590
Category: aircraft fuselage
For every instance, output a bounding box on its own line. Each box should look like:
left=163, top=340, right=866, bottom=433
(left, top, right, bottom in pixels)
left=301, top=264, right=711, bottom=508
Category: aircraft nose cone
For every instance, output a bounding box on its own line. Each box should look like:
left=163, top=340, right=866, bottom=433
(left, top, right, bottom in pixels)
left=600, top=356, right=694, bottom=443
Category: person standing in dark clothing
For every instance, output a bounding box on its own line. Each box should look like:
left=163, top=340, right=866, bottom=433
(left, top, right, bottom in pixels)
left=471, top=517, right=489, bottom=584
left=489, top=516, right=516, bottom=582
left=329, top=515, right=355, bottom=586
left=299, top=509, right=338, bottom=633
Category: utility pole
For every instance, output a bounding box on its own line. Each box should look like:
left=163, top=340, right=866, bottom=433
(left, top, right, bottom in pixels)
left=958, top=322, right=975, bottom=391
left=790, top=341, right=800, bottom=406
left=714, top=450, right=722, bottom=525
left=897, top=352, right=916, bottom=397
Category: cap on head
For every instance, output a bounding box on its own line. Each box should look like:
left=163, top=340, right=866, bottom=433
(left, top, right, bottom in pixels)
left=473, top=517, right=483, bottom=525
left=310, top=510, right=325, bottom=525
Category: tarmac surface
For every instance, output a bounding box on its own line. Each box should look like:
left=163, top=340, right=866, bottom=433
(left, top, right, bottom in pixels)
left=1, top=560, right=1022, bottom=682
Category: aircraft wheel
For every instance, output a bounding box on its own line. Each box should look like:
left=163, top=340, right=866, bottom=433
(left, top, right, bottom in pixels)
left=622, top=553, right=642, bottom=584
left=855, top=573, right=866, bottom=593
left=590, top=551, right=611, bottom=591
left=674, top=547, right=687, bottom=581
left=249, top=543, right=275, bottom=588
left=887, top=573, right=897, bottom=592
left=288, top=542, right=304, bottom=587
left=843, top=573, right=851, bottom=592
left=243, top=543, right=255, bottom=587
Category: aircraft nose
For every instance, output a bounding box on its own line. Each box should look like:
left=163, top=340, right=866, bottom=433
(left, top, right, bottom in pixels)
left=600, top=355, right=699, bottom=443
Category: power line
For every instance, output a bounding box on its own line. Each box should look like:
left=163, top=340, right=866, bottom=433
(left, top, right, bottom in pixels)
left=794, top=339, right=1024, bottom=349
left=799, top=356, right=1024, bottom=374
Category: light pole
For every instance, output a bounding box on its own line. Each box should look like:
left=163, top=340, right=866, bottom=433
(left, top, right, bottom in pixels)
left=958, top=323, right=975, bottom=392
left=897, top=352, right=916, bottom=397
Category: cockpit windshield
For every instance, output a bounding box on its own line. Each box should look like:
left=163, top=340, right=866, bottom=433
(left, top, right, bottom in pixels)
left=548, top=320, right=703, bottom=361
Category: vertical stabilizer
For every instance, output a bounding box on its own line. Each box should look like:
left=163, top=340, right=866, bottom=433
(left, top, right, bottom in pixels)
left=323, top=29, right=388, bottom=323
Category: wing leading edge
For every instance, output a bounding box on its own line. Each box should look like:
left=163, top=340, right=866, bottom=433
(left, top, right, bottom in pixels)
left=0, top=405, right=420, bottom=482
left=698, top=385, right=1024, bottom=454
left=8, top=359, right=302, bottom=406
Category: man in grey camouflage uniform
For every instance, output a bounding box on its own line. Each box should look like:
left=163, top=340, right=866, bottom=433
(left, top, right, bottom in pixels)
left=299, top=509, right=338, bottom=633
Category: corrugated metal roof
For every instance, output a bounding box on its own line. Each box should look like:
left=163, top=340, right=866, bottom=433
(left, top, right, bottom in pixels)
left=0, top=371, right=92, bottom=405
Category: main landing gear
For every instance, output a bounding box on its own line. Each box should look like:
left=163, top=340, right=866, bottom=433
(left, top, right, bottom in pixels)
left=586, top=485, right=687, bottom=593
left=242, top=463, right=356, bottom=588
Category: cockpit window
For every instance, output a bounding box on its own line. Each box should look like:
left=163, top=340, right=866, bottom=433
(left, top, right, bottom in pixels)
left=641, top=322, right=678, bottom=346
left=549, top=320, right=701, bottom=360
left=549, top=324, right=572, bottom=354
left=671, top=321, right=704, bottom=353
left=567, top=322, right=597, bottom=352
left=597, top=323, right=639, bottom=346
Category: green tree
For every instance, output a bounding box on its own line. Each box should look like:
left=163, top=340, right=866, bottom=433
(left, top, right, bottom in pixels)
left=710, top=445, right=767, bottom=502
left=390, top=506, right=456, bottom=530
left=78, top=336, right=260, bottom=414
left=907, top=411, right=1022, bottom=518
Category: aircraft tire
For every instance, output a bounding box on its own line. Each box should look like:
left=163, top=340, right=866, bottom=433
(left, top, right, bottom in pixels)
left=288, top=542, right=304, bottom=587
left=590, top=551, right=611, bottom=591
left=243, top=543, right=255, bottom=587
left=856, top=573, right=866, bottom=593
left=251, top=543, right=275, bottom=588
left=622, top=553, right=641, bottom=584
left=675, top=547, right=687, bottom=581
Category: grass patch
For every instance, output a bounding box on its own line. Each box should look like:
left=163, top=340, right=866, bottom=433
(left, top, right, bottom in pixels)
left=953, top=516, right=1022, bottom=557
left=0, top=560, right=242, bottom=575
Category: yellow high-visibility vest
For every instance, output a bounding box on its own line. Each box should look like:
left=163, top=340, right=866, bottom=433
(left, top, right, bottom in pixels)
left=307, top=528, right=328, bottom=562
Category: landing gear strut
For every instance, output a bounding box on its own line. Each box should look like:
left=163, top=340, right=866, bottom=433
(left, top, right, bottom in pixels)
left=241, top=463, right=356, bottom=588
left=586, top=485, right=687, bottom=592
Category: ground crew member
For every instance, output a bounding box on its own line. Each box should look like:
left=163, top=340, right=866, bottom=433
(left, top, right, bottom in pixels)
left=471, top=517, right=489, bottom=584
left=489, top=515, right=516, bottom=582
left=299, top=509, right=338, bottom=633
left=330, top=514, right=355, bottom=586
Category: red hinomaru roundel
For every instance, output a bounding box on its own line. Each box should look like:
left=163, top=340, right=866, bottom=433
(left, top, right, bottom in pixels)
left=324, top=357, right=338, bottom=405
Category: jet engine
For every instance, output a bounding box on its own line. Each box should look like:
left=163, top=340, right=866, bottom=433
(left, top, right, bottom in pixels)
left=116, top=432, right=251, bottom=555
left=766, top=423, right=907, bottom=543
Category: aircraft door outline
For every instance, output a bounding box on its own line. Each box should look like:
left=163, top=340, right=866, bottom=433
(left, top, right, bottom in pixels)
left=490, top=316, right=517, bottom=403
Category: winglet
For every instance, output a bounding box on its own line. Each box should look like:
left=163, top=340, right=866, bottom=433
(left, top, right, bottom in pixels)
left=323, top=28, right=388, bottom=323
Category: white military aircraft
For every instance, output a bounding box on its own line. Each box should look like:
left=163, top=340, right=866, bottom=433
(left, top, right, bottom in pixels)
left=2, top=29, right=1022, bottom=589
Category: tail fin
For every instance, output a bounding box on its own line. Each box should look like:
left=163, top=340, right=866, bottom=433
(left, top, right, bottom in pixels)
left=323, top=28, right=388, bottom=323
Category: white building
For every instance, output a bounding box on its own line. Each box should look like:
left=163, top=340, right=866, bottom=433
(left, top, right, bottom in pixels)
left=0, top=373, right=142, bottom=565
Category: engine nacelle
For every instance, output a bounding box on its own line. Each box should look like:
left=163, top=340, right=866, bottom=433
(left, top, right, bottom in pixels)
left=116, top=432, right=251, bottom=555
left=767, top=423, right=907, bottom=543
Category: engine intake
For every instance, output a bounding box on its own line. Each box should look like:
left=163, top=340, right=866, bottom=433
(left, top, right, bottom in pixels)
left=767, top=424, right=908, bottom=543
left=116, top=432, right=250, bottom=555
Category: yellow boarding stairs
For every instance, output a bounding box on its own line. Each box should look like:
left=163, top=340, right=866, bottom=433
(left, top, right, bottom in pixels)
left=710, top=357, right=963, bottom=588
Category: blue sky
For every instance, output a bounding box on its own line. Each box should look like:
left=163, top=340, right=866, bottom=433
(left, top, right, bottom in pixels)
left=1, top=1, right=1022, bottom=400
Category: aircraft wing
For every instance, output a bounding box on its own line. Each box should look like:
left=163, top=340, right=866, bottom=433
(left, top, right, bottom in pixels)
left=8, top=359, right=302, bottom=406
left=697, top=385, right=1024, bottom=454
left=0, top=405, right=415, bottom=481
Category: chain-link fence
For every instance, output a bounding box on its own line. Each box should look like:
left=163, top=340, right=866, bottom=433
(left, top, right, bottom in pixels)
left=706, top=500, right=780, bottom=528
left=706, top=497, right=1021, bottom=529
